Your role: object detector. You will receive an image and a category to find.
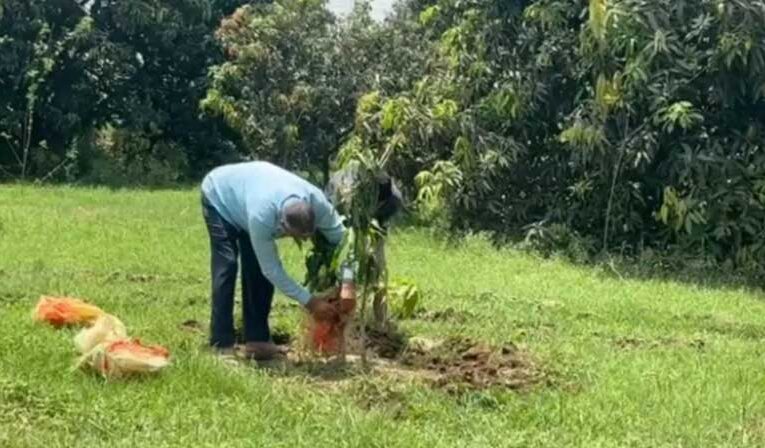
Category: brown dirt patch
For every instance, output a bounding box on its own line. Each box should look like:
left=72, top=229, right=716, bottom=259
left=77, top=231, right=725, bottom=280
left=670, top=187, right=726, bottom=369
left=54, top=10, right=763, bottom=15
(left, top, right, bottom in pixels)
left=364, top=325, right=407, bottom=359
left=223, top=323, right=542, bottom=393
left=180, top=319, right=203, bottom=333
left=399, top=337, right=540, bottom=392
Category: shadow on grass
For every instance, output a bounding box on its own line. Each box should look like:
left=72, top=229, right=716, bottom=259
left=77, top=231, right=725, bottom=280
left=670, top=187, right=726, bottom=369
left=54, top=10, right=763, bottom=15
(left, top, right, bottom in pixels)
left=467, top=227, right=765, bottom=294
left=253, top=355, right=368, bottom=382
left=590, top=252, right=765, bottom=295
left=393, top=221, right=765, bottom=295
left=245, top=324, right=410, bottom=382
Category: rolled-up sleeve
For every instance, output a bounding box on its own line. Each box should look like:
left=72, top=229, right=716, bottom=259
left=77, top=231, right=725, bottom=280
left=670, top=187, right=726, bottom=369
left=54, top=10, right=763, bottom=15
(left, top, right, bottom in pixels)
left=248, top=220, right=312, bottom=305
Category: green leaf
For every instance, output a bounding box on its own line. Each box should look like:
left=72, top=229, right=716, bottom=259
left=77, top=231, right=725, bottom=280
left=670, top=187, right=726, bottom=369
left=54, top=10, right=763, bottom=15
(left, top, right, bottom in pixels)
left=381, top=99, right=407, bottom=132
left=589, top=0, right=607, bottom=41
left=432, top=99, right=458, bottom=121
left=419, top=6, right=440, bottom=26
left=389, top=279, right=421, bottom=319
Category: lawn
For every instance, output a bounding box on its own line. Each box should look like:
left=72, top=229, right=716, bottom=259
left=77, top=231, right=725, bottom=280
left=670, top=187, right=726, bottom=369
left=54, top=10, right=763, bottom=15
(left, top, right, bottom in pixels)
left=2, top=185, right=765, bottom=448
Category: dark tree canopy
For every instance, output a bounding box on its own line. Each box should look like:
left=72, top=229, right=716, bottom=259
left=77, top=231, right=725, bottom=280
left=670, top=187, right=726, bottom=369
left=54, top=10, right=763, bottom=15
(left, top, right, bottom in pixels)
left=2, top=0, right=765, bottom=270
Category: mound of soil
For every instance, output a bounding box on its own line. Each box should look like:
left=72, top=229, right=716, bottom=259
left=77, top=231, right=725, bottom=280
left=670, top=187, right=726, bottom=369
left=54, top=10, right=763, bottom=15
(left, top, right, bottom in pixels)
left=298, top=326, right=541, bottom=392
left=199, top=318, right=542, bottom=393
left=400, top=337, right=539, bottom=392
left=364, top=325, right=407, bottom=359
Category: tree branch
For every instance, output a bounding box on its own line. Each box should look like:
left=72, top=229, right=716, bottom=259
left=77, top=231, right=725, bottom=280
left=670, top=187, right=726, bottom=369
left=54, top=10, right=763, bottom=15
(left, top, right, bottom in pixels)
left=35, top=157, right=72, bottom=184
left=1, top=133, right=24, bottom=167
left=21, top=102, right=35, bottom=180
left=603, top=119, right=650, bottom=251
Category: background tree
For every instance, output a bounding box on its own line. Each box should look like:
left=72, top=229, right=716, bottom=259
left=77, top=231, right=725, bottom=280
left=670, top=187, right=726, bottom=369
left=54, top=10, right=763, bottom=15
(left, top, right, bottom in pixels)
left=352, top=0, right=765, bottom=270
left=202, top=0, right=427, bottom=184
left=0, top=0, right=100, bottom=180
left=3, top=0, right=765, bottom=273
left=81, top=0, right=249, bottom=183
left=0, top=0, right=248, bottom=183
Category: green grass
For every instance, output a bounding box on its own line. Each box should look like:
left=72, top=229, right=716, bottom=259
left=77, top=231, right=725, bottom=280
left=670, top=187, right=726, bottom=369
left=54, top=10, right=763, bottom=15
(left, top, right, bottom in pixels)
left=2, top=185, right=765, bottom=447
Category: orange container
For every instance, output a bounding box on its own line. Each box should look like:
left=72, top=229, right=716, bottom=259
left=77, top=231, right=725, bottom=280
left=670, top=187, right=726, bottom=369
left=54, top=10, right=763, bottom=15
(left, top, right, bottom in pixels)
left=33, top=296, right=104, bottom=327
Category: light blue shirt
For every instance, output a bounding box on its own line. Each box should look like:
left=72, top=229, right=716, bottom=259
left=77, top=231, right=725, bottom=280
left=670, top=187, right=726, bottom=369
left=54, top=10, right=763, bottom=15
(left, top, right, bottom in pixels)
left=201, top=161, right=345, bottom=305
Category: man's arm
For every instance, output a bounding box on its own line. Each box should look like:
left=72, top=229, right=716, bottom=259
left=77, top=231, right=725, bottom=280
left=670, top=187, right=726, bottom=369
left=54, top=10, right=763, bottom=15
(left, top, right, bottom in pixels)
left=249, top=223, right=312, bottom=305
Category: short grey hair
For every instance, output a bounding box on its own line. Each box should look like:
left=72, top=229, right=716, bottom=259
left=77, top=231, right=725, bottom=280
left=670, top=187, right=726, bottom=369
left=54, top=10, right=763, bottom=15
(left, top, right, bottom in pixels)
left=282, top=200, right=315, bottom=235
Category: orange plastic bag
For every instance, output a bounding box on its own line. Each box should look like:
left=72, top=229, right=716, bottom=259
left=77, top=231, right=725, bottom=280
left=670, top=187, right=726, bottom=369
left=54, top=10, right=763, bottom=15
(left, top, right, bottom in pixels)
left=33, top=296, right=104, bottom=327
left=77, top=338, right=171, bottom=379
left=74, top=314, right=127, bottom=354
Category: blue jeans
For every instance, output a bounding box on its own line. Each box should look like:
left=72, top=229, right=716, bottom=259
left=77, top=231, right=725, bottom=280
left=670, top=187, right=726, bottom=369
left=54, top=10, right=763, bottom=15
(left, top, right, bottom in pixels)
left=201, top=194, right=274, bottom=348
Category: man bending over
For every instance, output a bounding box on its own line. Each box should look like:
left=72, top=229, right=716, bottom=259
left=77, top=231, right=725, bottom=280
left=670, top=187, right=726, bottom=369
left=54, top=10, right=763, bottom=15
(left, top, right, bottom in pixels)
left=201, top=161, right=342, bottom=360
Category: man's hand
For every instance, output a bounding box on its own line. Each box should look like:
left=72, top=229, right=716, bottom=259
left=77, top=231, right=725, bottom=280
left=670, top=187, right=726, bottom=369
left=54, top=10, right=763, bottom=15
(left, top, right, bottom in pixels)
left=305, top=295, right=337, bottom=321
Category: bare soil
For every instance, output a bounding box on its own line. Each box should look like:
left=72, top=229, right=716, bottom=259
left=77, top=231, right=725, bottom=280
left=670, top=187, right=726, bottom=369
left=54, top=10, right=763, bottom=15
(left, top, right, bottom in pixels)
left=201, top=320, right=542, bottom=392
left=398, top=336, right=540, bottom=392
left=270, top=325, right=541, bottom=392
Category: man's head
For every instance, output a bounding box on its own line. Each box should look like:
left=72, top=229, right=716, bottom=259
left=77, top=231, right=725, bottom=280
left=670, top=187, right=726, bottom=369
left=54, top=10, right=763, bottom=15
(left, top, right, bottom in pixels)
left=281, top=199, right=315, bottom=241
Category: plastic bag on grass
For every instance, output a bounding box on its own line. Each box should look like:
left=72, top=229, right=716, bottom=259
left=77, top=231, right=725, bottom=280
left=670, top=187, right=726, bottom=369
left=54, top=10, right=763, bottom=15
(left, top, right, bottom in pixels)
left=33, top=296, right=104, bottom=327
left=77, top=338, right=171, bottom=379
left=74, top=314, right=127, bottom=354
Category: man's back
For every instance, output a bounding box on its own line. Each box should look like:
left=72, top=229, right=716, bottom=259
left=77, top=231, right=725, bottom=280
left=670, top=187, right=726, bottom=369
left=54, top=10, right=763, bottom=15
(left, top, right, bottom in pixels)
left=202, top=161, right=323, bottom=233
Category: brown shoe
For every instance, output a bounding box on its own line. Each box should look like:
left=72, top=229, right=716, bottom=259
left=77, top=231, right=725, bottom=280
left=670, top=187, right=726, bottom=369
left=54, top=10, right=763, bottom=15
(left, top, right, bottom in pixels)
left=244, top=342, right=287, bottom=361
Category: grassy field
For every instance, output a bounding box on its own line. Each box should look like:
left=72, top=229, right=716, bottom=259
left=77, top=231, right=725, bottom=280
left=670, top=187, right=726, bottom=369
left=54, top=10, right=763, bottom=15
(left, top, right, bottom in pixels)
left=2, top=185, right=765, bottom=447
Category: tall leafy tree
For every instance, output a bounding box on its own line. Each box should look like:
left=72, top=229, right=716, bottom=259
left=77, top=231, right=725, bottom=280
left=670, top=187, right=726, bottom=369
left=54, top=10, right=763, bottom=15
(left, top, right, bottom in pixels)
left=354, top=0, right=765, bottom=269
left=0, top=0, right=101, bottom=179
left=203, top=0, right=423, bottom=183
left=0, top=0, right=249, bottom=182
left=83, top=0, right=249, bottom=179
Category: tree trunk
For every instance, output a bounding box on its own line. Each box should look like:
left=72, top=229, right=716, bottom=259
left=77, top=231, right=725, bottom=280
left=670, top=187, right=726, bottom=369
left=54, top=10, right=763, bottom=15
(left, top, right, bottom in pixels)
left=372, top=237, right=388, bottom=329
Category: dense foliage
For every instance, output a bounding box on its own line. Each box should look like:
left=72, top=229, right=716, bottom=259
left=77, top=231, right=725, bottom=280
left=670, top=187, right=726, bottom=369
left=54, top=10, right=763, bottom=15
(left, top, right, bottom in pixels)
left=400, top=0, right=765, bottom=269
left=3, top=0, right=765, bottom=270
left=202, top=0, right=428, bottom=183
left=0, top=0, right=247, bottom=183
